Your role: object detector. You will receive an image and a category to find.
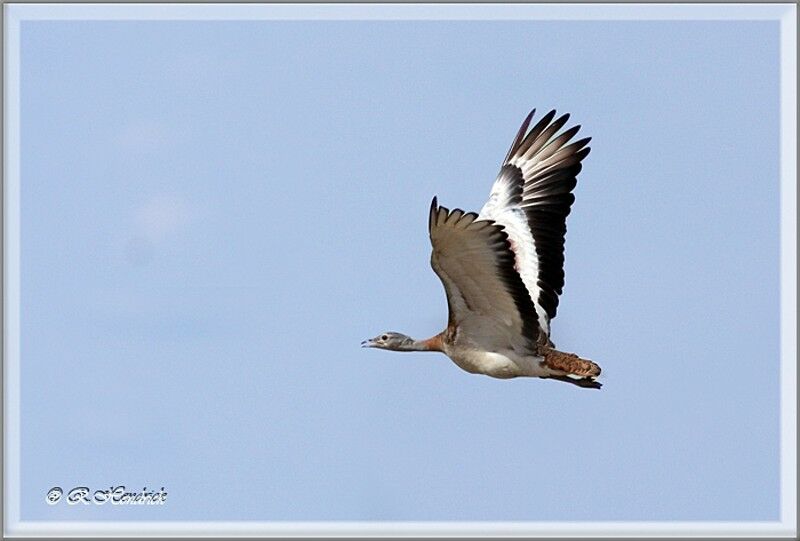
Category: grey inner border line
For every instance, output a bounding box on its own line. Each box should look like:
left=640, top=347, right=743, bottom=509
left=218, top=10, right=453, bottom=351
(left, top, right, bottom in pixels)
left=1, top=1, right=796, bottom=539
left=0, top=1, right=797, bottom=4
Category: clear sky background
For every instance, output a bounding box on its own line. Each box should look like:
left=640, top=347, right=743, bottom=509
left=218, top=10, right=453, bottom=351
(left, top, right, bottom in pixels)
left=19, top=18, right=780, bottom=521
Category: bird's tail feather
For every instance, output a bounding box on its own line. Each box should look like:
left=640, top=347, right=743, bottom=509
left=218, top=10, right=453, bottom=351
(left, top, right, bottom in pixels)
left=539, top=345, right=601, bottom=389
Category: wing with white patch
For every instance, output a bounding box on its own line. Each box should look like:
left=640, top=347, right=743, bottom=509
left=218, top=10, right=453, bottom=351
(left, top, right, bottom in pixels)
left=479, top=110, right=591, bottom=335
left=428, top=197, right=539, bottom=354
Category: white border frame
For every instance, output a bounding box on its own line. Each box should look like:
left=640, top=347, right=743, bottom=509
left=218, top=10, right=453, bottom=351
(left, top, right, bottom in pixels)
left=3, top=3, right=796, bottom=538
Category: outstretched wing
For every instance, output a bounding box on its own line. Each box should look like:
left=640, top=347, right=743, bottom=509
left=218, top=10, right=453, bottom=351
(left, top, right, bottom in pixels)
left=479, top=109, right=591, bottom=335
left=428, top=197, right=539, bottom=354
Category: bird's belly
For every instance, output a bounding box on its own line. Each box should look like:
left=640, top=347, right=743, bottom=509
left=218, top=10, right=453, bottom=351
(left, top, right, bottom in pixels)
left=447, top=349, right=527, bottom=379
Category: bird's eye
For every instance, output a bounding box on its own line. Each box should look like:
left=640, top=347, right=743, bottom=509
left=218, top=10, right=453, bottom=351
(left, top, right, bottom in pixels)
left=381, top=335, right=388, bottom=341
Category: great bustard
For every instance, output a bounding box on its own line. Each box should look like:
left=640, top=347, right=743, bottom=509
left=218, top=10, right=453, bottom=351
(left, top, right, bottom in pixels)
left=362, top=109, right=601, bottom=389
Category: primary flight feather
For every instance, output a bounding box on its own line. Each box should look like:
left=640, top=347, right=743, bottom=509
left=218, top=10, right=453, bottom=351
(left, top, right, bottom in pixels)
left=363, top=109, right=601, bottom=389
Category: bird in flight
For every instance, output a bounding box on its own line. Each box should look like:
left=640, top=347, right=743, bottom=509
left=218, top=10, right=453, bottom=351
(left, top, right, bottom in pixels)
left=362, top=109, right=601, bottom=389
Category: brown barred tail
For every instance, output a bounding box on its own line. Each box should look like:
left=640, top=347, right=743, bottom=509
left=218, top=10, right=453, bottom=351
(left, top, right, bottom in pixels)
left=540, top=346, right=601, bottom=378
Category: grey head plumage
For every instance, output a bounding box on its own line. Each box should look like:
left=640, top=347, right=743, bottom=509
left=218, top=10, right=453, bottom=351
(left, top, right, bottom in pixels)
left=361, top=331, right=414, bottom=351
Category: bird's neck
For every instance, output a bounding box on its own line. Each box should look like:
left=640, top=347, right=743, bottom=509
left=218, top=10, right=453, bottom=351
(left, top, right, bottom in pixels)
left=399, top=334, right=444, bottom=352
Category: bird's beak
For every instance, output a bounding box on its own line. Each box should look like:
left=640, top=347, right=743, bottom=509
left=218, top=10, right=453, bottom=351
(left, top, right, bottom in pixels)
left=361, top=339, right=376, bottom=348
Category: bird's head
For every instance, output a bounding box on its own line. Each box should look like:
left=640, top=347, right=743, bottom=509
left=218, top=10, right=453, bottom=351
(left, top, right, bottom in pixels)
left=361, top=331, right=414, bottom=351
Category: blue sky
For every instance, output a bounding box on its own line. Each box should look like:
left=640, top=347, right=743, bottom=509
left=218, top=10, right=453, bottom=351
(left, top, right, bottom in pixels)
left=19, top=18, right=780, bottom=521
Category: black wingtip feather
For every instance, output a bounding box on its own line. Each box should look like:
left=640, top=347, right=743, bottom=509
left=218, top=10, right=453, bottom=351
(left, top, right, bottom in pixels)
left=429, top=196, right=439, bottom=231
left=534, top=109, right=557, bottom=133
left=521, top=109, right=536, bottom=128
left=572, top=137, right=591, bottom=150
left=550, top=113, right=571, bottom=134
left=504, top=109, right=537, bottom=164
